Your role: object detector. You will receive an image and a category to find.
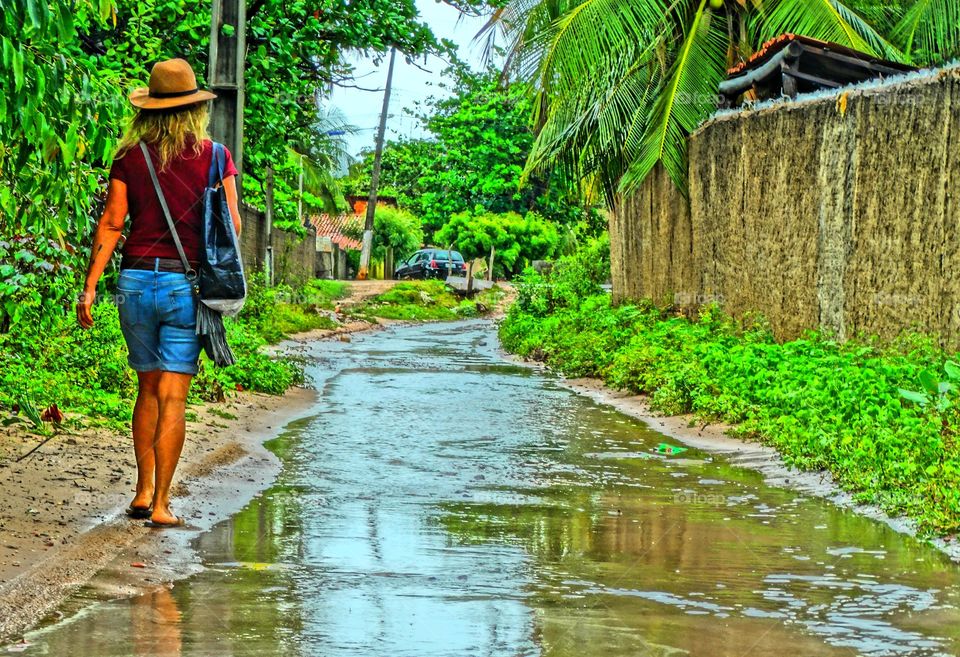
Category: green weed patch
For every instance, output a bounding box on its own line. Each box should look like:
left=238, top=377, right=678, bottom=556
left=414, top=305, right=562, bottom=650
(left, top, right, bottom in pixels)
left=350, top=280, right=503, bottom=322
left=0, top=276, right=347, bottom=429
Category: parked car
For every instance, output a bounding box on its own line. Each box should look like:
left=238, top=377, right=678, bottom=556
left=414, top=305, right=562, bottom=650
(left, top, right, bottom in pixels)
left=395, top=248, right=467, bottom=279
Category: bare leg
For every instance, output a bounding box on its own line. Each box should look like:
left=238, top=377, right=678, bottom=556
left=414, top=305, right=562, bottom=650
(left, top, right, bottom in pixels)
left=150, top=371, right=193, bottom=524
left=131, top=370, right=161, bottom=510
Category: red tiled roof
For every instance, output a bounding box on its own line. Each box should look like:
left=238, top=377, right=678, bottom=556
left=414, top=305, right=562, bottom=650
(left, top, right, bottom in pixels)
left=310, top=213, right=363, bottom=251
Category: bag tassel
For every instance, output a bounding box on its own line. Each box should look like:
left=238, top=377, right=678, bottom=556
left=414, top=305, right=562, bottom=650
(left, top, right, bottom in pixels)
left=196, top=302, right=236, bottom=367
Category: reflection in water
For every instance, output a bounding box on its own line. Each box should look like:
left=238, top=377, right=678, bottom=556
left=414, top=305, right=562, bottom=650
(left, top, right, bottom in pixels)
left=131, top=589, right=181, bottom=657
left=14, top=321, right=960, bottom=656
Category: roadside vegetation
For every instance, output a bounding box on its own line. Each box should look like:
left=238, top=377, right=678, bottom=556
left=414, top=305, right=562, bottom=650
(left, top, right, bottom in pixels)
left=500, top=238, right=960, bottom=536
left=348, top=280, right=504, bottom=322
left=0, top=275, right=348, bottom=430
left=0, top=277, right=506, bottom=431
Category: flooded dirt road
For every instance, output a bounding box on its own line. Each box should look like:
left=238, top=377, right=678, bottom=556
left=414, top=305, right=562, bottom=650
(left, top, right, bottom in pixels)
left=14, top=321, right=960, bottom=656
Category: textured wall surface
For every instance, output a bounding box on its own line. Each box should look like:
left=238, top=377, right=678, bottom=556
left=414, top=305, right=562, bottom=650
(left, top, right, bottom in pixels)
left=611, top=165, right=692, bottom=307
left=238, top=205, right=266, bottom=276
left=611, top=67, right=960, bottom=346
left=239, top=205, right=321, bottom=288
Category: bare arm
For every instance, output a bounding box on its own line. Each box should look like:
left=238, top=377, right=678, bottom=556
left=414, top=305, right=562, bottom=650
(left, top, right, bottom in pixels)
left=223, top=174, right=242, bottom=236
left=76, top=179, right=127, bottom=329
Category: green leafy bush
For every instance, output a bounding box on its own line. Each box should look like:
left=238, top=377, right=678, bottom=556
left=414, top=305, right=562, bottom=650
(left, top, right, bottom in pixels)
left=0, top=276, right=347, bottom=427
left=0, top=301, right=139, bottom=428
left=501, top=245, right=960, bottom=535
left=514, top=233, right=610, bottom=316
left=237, top=273, right=345, bottom=344
left=435, top=208, right=561, bottom=277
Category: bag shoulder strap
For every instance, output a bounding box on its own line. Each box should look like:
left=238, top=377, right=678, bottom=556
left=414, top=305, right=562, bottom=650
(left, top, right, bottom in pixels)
left=208, top=141, right=226, bottom=188
left=140, top=141, right=196, bottom=279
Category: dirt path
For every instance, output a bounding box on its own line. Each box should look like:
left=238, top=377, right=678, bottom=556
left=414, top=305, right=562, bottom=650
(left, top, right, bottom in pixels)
left=338, top=279, right=400, bottom=305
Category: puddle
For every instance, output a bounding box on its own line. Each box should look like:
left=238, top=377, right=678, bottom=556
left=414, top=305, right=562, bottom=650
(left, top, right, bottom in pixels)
left=12, top=321, right=960, bottom=656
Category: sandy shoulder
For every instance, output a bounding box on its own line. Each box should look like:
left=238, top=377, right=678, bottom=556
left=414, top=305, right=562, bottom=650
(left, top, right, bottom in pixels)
left=0, top=383, right=320, bottom=642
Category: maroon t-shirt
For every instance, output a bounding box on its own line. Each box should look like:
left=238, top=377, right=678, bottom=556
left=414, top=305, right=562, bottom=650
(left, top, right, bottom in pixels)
left=109, top=137, right=238, bottom=262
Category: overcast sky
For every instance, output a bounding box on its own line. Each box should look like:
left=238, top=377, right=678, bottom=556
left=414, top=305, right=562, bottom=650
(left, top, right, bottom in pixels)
left=328, top=1, right=493, bottom=159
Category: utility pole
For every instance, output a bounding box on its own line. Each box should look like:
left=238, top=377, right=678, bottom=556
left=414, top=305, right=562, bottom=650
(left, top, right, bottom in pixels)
left=207, top=0, right=246, bottom=183
left=265, top=166, right=274, bottom=286
left=358, top=47, right=397, bottom=280
left=298, top=152, right=305, bottom=227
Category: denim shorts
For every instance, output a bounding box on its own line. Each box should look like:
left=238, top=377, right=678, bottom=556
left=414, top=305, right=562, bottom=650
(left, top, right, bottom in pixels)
left=115, top=265, right=202, bottom=375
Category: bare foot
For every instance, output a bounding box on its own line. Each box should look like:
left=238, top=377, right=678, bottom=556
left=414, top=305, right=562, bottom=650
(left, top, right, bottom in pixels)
left=129, top=491, right=153, bottom=511
left=149, top=505, right=180, bottom=526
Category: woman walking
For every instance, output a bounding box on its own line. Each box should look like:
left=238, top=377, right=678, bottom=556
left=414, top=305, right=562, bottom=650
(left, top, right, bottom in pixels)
left=76, top=58, right=242, bottom=527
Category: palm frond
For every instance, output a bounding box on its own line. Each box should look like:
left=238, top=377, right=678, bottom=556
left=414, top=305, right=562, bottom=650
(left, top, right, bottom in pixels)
left=620, top=1, right=729, bottom=194
left=528, top=0, right=668, bottom=93
left=496, top=0, right=670, bottom=195
left=758, top=0, right=903, bottom=61
left=892, top=0, right=960, bottom=64
left=478, top=0, right=575, bottom=72
left=288, top=106, right=356, bottom=214
left=526, top=43, right=663, bottom=194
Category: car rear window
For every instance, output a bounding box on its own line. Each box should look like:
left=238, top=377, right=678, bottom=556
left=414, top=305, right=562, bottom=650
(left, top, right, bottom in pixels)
left=432, top=251, right=464, bottom=262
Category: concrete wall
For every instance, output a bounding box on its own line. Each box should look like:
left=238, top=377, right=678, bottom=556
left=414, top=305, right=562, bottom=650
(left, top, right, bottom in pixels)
left=611, top=67, right=960, bottom=346
left=238, top=205, right=325, bottom=288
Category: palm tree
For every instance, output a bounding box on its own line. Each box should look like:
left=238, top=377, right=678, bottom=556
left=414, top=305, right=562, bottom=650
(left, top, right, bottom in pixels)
left=290, top=106, right=355, bottom=216
left=482, top=0, right=960, bottom=198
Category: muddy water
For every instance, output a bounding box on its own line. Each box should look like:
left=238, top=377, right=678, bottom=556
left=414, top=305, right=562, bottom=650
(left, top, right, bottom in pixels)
left=15, top=321, right=960, bottom=656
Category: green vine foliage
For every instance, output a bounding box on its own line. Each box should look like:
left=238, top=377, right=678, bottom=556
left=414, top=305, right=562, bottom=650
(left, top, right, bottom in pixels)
left=0, top=0, right=127, bottom=327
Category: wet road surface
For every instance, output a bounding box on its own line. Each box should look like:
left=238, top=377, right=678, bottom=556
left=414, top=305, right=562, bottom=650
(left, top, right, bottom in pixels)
left=15, top=321, right=960, bottom=656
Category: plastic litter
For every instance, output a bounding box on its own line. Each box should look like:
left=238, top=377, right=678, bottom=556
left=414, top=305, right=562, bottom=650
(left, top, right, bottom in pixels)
left=654, top=443, right=688, bottom=456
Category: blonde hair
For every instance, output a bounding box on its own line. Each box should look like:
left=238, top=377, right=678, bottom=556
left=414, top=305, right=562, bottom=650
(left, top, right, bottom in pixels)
left=114, top=102, right=210, bottom=171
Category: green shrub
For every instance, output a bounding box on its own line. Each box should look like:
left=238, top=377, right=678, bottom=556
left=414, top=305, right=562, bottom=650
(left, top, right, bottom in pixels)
left=0, top=275, right=345, bottom=427
left=435, top=208, right=561, bottom=277
left=513, top=233, right=610, bottom=316
left=238, top=273, right=345, bottom=344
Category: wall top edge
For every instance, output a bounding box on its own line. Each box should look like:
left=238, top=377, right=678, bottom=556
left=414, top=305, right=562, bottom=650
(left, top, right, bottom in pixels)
left=694, top=61, right=960, bottom=136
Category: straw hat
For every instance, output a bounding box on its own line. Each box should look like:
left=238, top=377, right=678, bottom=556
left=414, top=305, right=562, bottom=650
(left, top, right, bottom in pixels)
left=129, top=58, right=217, bottom=110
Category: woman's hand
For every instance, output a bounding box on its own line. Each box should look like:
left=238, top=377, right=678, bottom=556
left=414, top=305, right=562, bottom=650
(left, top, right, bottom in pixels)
left=76, top=289, right=96, bottom=329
